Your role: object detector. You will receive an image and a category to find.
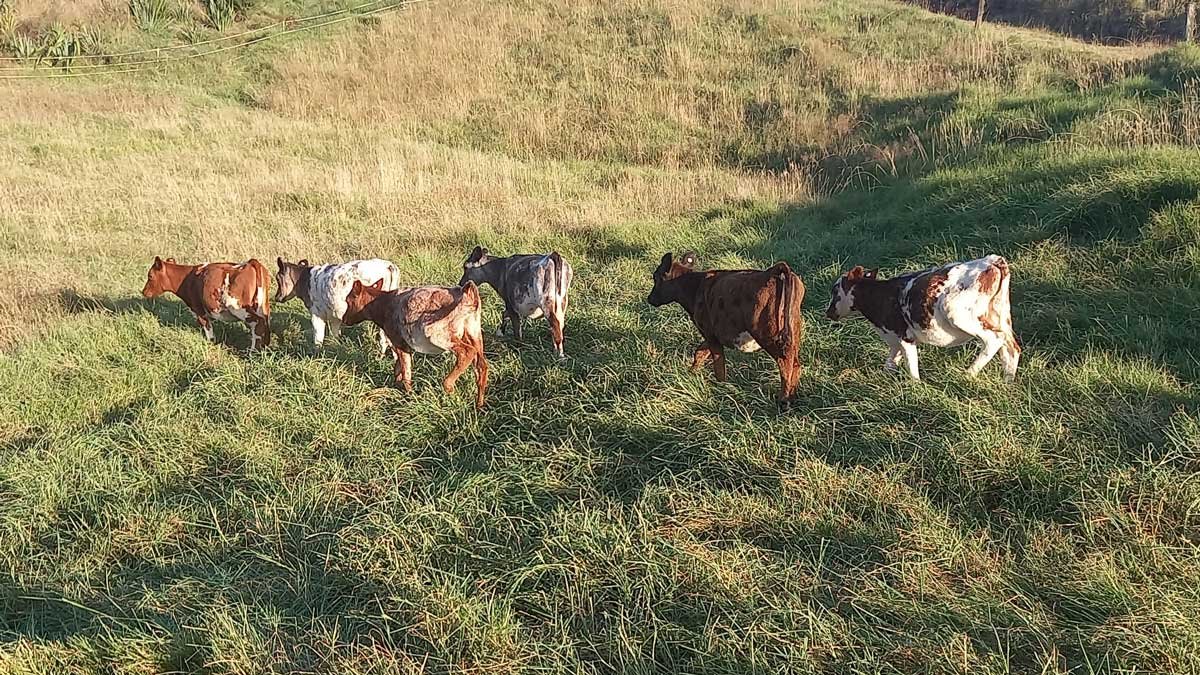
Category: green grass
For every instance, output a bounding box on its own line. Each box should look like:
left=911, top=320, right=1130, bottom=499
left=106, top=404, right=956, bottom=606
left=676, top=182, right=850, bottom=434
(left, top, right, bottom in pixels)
left=2, top=0, right=1200, bottom=672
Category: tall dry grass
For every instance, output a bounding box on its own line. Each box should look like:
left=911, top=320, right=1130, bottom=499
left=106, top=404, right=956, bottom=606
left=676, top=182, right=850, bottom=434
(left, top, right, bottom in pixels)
left=0, top=0, right=1188, bottom=346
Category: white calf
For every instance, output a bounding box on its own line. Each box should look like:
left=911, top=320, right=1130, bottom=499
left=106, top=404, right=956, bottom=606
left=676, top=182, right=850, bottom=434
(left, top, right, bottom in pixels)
left=275, top=257, right=401, bottom=355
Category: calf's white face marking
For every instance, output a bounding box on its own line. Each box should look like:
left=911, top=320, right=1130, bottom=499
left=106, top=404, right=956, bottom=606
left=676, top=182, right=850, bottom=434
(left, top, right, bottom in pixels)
left=829, top=282, right=854, bottom=320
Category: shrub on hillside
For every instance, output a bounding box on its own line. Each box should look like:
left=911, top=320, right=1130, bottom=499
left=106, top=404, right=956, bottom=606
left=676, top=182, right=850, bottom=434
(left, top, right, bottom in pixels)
left=911, top=0, right=1188, bottom=43
left=1142, top=43, right=1200, bottom=88
left=205, top=0, right=254, bottom=30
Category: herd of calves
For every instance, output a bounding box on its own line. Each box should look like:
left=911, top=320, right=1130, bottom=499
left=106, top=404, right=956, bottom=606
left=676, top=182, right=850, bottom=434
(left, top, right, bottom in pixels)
left=141, top=246, right=1021, bottom=410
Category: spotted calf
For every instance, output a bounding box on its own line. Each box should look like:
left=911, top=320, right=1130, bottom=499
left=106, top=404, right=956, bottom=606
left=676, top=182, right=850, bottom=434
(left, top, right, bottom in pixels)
left=142, top=256, right=271, bottom=350
left=458, top=246, right=573, bottom=358
left=825, top=255, right=1020, bottom=380
left=342, top=279, right=489, bottom=408
left=275, top=257, right=400, bottom=355
left=647, top=251, right=806, bottom=409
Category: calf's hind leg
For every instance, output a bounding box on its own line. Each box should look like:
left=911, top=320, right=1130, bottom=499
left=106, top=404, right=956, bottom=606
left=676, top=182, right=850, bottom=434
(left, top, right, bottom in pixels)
left=764, top=339, right=800, bottom=410
left=998, top=334, right=1021, bottom=381
left=548, top=310, right=565, bottom=359
left=472, top=339, right=489, bottom=409
left=442, top=341, right=476, bottom=395
left=246, top=311, right=270, bottom=351
left=966, top=332, right=1006, bottom=377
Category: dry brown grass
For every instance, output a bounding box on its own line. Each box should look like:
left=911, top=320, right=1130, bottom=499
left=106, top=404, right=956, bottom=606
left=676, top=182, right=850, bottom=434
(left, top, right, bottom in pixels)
left=0, top=0, right=1178, bottom=347
left=6, top=0, right=126, bottom=32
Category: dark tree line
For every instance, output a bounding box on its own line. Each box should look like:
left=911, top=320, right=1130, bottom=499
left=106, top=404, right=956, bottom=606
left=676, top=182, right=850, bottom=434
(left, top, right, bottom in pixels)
left=909, top=0, right=1190, bottom=43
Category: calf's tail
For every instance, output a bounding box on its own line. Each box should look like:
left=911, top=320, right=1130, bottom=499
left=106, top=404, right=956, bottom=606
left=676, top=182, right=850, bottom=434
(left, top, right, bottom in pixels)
left=252, top=258, right=270, bottom=315
left=773, top=262, right=802, bottom=348
left=549, top=251, right=566, bottom=315
left=461, top=280, right=482, bottom=312
left=991, top=256, right=1020, bottom=351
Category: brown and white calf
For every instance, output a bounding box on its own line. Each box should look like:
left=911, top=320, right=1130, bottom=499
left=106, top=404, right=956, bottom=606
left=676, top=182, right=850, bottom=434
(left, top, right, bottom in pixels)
left=647, top=251, right=805, bottom=409
left=458, top=246, right=573, bottom=359
left=142, top=256, right=271, bottom=350
left=825, top=255, right=1020, bottom=380
left=342, top=278, right=489, bottom=408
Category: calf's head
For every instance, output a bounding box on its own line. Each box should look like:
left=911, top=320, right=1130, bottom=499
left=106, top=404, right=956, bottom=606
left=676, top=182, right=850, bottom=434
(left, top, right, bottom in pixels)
left=825, top=265, right=876, bottom=320
left=343, top=278, right=386, bottom=326
left=458, top=246, right=496, bottom=287
left=141, top=256, right=176, bottom=298
left=275, top=258, right=310, bottom=303
left=646, top=251, right=698, bottom=306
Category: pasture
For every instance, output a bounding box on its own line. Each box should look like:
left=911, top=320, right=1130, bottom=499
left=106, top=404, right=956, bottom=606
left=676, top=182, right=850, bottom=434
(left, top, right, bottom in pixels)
left=1, top=0, right=1199, bottom=672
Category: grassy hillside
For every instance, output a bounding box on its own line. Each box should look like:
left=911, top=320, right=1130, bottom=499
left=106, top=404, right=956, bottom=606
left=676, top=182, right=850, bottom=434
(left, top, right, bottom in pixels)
left=2, top=0, right=1200, bottom=672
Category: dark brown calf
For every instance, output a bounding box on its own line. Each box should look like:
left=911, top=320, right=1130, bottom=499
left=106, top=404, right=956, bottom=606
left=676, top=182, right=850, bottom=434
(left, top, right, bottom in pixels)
left=647, top=251, right=805, bottom=409
left=141, top=256, right=271, bottom=350
left=343, top=279, right=489, bottom=408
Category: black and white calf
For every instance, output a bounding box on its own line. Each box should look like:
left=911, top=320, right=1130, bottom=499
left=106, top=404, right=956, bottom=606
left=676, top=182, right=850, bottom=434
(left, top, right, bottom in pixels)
left=275, top=257, right=401, bottom=354
left=458, top=246, right=573, bottom=358
left=825, top=255, right=1020, bottom=380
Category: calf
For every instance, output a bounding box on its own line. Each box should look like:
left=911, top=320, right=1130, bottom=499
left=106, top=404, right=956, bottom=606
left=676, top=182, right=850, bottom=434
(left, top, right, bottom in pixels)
left=646, top=251, right=805, bottom=409
left=458, top=246, right=573, bottom=358
left=342, top=279, right=489, bottom=408
left=825, top=255, right=1020, bottom=380
left=275, top=257, right=400, bottom=355
left=141, top=256, right=271, bottom=350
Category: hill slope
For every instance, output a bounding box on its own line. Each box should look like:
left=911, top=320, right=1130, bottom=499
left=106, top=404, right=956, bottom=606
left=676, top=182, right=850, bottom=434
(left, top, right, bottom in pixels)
left=2, top=0, right=1200, bottom=672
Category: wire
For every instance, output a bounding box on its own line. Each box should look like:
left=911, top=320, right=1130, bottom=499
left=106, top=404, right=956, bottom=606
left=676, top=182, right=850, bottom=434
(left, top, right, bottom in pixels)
left=0, top=0, right=429, bottom=77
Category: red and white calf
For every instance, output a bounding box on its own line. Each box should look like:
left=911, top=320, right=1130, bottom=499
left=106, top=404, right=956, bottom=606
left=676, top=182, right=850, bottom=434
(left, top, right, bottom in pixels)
left=825, top=255, right=1020, bottom=380
left=142, top=256, right=272, bottom=350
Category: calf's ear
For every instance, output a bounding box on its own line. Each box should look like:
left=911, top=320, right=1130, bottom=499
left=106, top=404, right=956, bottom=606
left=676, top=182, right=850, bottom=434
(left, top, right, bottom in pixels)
left=152, top=256, right=163, bottom=269
left=298, top=259, right=309, bottom=267
left=277, top=257, right=285, bottom=269
left=846, top=265, right=864, bottom=280
left=370, top=278, right=385, bottom=291
left=166, top=257, right=175, bottom=263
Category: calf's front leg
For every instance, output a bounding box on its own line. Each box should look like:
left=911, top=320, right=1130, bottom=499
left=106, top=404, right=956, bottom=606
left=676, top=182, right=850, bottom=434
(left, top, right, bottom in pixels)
left=377, top=328, right=394, bottom=359
left=311, top=315, right=327, bottom=349
left=394, top=350, right=414, bottom=392
left=197, top=315, right=215, bottom=342
left=884, top=342, right=904, bottom=371
left=899, top=341, right=920, bottom=380
left=691, top=343, right=714, bottom=372
left=711, top=345, right=728, bottom=382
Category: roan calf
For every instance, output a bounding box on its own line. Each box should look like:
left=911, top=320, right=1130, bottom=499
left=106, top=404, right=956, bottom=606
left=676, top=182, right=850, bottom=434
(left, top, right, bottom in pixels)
left=458, top=246, right=573, bottom=358
left=342, top=279, right=489, bottom=408
left=275, top=257, right=400, bottom=355
left=142, top=256, right=271, bottom=350
left=647, top=251, right=805, bottom=409
left=825, top=255, right=1020, bottom=380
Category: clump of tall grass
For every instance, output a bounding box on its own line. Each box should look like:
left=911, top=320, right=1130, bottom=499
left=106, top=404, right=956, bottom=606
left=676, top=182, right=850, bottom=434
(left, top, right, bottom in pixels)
left=204, top=0, right=252, bottom=30
left=129, top=0, right=174, bottom=31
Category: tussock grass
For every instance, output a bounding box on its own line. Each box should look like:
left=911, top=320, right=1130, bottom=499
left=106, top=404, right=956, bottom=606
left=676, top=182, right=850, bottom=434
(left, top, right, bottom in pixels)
left=2, top=0, right=1200, bottom=672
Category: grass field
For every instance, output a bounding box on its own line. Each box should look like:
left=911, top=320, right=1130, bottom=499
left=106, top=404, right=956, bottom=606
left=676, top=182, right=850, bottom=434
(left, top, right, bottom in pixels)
left=2, top=0, right=1200, bottom=672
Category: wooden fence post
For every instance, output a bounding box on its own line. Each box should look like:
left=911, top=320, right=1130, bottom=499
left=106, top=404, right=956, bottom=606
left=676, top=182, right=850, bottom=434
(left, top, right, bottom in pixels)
left=975, top=0, right=985, bottom=30
left=1188, top=2, right=1196, bottom=43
